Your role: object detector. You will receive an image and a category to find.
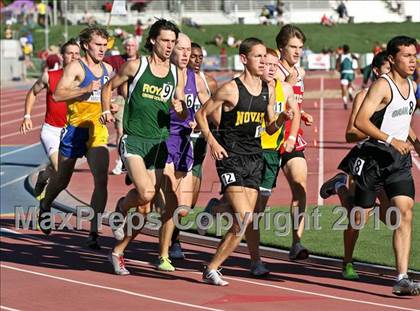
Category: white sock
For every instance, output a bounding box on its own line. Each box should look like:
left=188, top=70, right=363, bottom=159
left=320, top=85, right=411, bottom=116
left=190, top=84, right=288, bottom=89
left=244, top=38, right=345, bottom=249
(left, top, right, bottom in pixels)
left=342, top=96, right=348, bottom=105
left=397, top=273, right=408, bottom=281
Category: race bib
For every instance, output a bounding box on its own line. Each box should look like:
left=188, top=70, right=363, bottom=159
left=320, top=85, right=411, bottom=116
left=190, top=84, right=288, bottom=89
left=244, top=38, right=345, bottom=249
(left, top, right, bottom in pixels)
left=352, top=157, right=365, bottom=176
left=161, top=83, right=174, bottom=102
left=221, top=173, right=236, bottom=186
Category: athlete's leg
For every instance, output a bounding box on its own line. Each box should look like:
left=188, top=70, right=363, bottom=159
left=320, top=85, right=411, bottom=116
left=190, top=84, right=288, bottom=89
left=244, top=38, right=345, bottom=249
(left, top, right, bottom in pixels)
left=86, top=146, right=109, bottom=234
left=245, top=193, right=268, bottom=263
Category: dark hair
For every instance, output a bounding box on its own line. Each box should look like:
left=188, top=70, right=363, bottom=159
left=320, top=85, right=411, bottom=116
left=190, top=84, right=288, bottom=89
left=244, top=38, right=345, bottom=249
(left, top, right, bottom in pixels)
left=386, top=35, right=416, bottom=57
left=60, top=38, right=79, bottom=55
left=239, top=37, right=264, bottom=55
left=79, top=26, right=109, bottom=52
left=144, top=19, right=180, bottom=52
left=191, top=42, right=202, bottom=50
left=343, top=44, right=350, bottom=54
left=275, top=24, right=306, bottom=49
left=371, top=51, right=388, bottom=69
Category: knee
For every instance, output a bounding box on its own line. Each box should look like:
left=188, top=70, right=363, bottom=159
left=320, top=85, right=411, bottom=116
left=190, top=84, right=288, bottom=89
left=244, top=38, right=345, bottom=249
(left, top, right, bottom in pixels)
left=138, top=188, right=155, bottom=203
left=291, top=181, right=306, bottom=199
left=399, top=206, right=413, bottom=223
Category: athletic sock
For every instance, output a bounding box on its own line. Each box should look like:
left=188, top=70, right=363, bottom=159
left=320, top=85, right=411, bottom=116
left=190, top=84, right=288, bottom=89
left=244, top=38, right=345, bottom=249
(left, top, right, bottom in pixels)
left=397, top=273, right=408, bottom=282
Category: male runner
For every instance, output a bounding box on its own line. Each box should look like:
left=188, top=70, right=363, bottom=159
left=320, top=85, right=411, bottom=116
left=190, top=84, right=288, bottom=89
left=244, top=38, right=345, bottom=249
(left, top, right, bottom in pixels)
left=20, top=39, right=80, bottom=199
left=353, top=36, right=419, bottom=296
left=337, top=44, right=358, bottom=110
left=38, top=26, right=113, bottom=251
left=100, top=19, right=187, bottom=275
left=276, top=24, right=313, bottom=260
left=196, top=38, right=292, bottom=286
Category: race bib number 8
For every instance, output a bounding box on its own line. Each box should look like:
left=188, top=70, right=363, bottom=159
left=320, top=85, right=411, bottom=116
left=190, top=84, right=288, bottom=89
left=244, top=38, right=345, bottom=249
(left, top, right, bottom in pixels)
left=352, top=157, right=365, bottom=176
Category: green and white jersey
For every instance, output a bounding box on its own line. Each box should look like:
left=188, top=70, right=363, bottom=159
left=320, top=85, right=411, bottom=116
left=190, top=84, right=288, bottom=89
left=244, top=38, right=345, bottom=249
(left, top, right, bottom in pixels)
left=123, top=56, right=177, bottom=140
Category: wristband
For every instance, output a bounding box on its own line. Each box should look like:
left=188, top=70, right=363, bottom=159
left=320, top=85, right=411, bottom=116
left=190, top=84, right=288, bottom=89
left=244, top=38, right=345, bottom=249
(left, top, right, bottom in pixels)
left=101, top=110, right=111, bottom=116
left=288, top=135, right=296, bottom=143
left=24, top=114, right=31, bottom=119
left=301, top=110, right=305, bottom=113
left=385, top=135, right=393, bottom=145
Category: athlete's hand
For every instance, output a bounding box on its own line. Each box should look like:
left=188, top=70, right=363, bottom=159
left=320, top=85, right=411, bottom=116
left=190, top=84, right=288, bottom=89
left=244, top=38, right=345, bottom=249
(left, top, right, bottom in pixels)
left=99, top=111, right=115, bottom=125
left=85, top=79, right=101, bottom=93
left=189, top=120, right=197, bottom=131
left=20, top=117, right=32, bottom=134
left=391, top=139, right=413, bottom=155
left=283, top=138, right=295, bottom=153
left=301, top=111, right=313, bottom=126
left=171, top=99, right=184, bottom=114
left=209, top=141, right=228, bottom=160
left=110, top=103, right=119, bottom=114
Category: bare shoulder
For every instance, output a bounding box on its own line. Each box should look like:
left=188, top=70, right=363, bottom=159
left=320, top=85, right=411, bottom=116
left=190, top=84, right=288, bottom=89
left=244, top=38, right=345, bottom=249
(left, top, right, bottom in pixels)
left=215, top=80, right=237, bottom=100
left=103, top=61, right=113, bottom=74
left=298, top=66, right=305, bottom=78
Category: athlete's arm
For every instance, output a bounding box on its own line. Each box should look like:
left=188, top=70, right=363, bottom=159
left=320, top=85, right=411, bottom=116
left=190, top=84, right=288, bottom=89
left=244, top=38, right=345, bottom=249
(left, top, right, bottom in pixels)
left=20, top=71, right=48, bottom=134
left=205, top=73, right=218, bottom=95
left=355, top=78, right=412, bottom=155
left=196, top=81, right=236, bottom=160
left=100, top=59, right=139, bottom=124
left=408, top=127, right=420, bottom=156
left=54, top=61, right=101, bottom=101
left=345, top=90, right=368, bottom=143
left=281, top=82, right=301, bottom=152
left=172, top=67, right=188, bottom=120
left=196, top=72, right=211, bottom=107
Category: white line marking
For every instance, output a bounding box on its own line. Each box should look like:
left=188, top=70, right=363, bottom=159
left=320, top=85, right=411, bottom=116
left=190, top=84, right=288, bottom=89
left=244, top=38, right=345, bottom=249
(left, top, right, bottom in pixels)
left=3, top=229, right=418, bottom=310
left=1, top=105, right=44, bottom=117
left=0, top=306, right=22, bottom=311
left=0, top=125, right=41, bottom=139
left=1, top=112, right=44, bottom=125
left=0, top=228, right=20, bottom=235
left=0, top=175, right=28, bottom=189
left=0, top=142, right=41, bottom=158
left=317, top=76, right=325, bottom=207
left=0, top=265, right=224, bottom=311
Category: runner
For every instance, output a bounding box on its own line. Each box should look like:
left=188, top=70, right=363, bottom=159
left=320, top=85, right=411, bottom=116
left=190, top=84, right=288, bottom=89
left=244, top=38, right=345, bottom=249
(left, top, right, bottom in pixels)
left=104, top=37, right=140, bottom=175
left=100, top=19, right=187, bottom=275
left=169, top=42, right=217, bottom=260
left=276, top=24, right=313, bottom=260
left=320, top=51, right=391, bottom=280
left=195, top=38, right=292, bottom=286
left=38, top=26, right=113, bottom=251
left=336, top=44, right=358, bottom=110
left=353, top=36, right=419, bottom=296
left=20, top=39, right=80, bottom=199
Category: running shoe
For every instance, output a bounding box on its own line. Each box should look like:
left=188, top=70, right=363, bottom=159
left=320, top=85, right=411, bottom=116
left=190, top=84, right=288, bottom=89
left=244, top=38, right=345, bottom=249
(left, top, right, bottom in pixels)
left=202, top=267, right=229, bottom=286
left=125, top=174, right=132, bottom=186
left=289, top=242, right=309, bottom=260
left=319, top=173, right=348, bottom=199
left=169, top=242, right=185, bottom=260
left=250, top=261, right=270, bottom=277
left=157, top=256, right=175, bottom=272
left=342, top=262, right=359, bottom=280
left=392, top=277, right=420, bottom=296
left=112, top=159, right=123, bottom=175
left=108, top=251, right=130, bottom=276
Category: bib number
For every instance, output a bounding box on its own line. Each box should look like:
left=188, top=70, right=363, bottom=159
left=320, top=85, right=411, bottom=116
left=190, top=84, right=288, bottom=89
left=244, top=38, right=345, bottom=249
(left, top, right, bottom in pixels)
left=255, top=125, right=262, bottom=138
left=161, top=83, right=174, bottom=102
left=274, top=101, right=283, bottom=114
left=221, top=173, right=236, bottom=186
left=186, top=93, right=194, bottom=108
left=352, top=157, right=365, bottom=176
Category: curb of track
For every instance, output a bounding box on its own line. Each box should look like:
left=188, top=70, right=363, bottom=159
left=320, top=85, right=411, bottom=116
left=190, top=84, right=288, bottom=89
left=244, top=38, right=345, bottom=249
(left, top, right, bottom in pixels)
left=26, top=167, right=420, bottom=278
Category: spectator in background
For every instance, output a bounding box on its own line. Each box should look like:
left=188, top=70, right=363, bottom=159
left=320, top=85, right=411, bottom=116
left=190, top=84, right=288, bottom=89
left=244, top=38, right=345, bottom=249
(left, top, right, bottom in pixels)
left=4, top=24, right=13, bottom=39
left=103, top=1, right=113, bottom=12
left=135, top=19, right=144, bottom=45
left=321, top=14, right=334, bottom=27
left=336, top=1, right=349, bottom=23
left=226, top=34, right=241, bottom=48
left=214, top=33, right=224, bottom=47
left=37, top=0, right=47, bottom=27
left=260, top=6, right=271, bottom=25
left=276, top=0, right=285, bottom=25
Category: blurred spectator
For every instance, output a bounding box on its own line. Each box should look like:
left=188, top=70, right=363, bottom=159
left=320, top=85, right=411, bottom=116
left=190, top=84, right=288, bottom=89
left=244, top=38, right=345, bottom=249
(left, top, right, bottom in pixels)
left=37, top=1, right=47, bottom=27
left=336, top=1, right=349, bottom=23
left=259, top=6, right=271, bottom=25
left=214, top=33, right=224, bottom=47
left=114, top=28, right=129, bottom=41
left=372, top=41, right=383, bottom=55
left=4, top=24, right=13, bottom=39
left=276, top=0, right=285, bottom=25
left=321, top=14, right=335, bottom=27
left=135, top=19, right=144, bottom=45
left=20, top=34, right=35, bottom=72
left=78, top=10, right=96, bottom=25
left=227, top=34, right=241, bottom=48
left=103, top=1, right=113, bottom=13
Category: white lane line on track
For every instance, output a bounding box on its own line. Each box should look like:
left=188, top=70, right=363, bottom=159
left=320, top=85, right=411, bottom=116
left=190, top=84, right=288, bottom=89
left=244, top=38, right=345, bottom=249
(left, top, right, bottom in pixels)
left=2, top=229, right=417, bottom=311
left=0, top=142, right=41, bottom=158
left=0, top=305, right=22, bottom=311
left=0, top=265, right=224, bottom=311
left=0, top=125, right=41, bottom=139
left=411, top=151, right=420, bottom=171
left=317, top=76, right=325, bottom=207
left=1, top=105, right=44, bottom=117
left=1, top=113, right=44, bottom=126
left=0, top=175, right=28, bottom=189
